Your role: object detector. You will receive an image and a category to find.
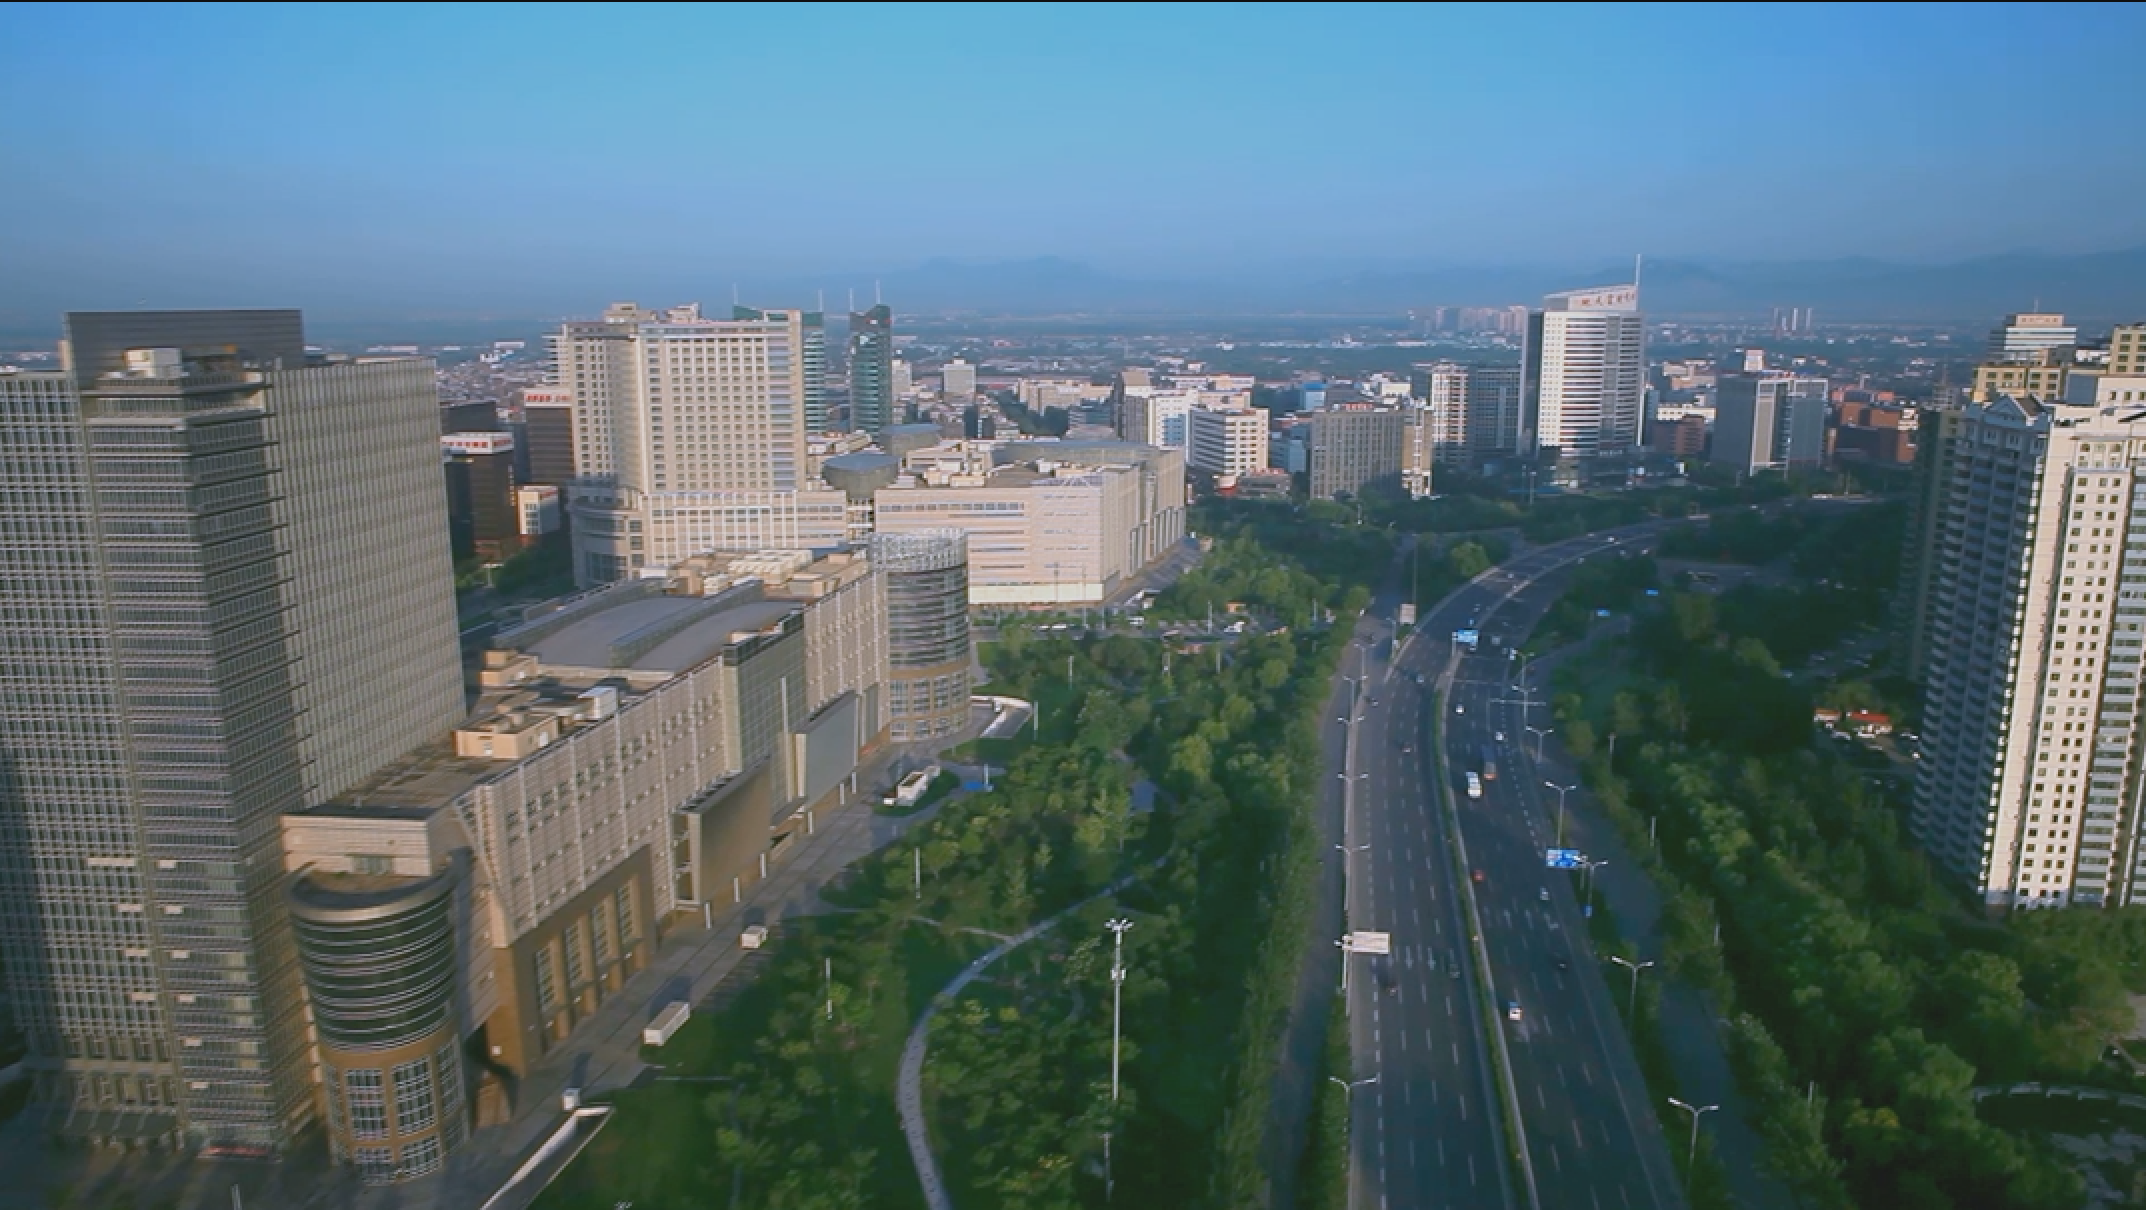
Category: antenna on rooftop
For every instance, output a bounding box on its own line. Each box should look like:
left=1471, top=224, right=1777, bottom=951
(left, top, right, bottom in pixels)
left=848, top=288, right=856, bottom=313
left=732, top=283, right=740, bottom=306
left=875, top=280, right=883, bottom=305
left=1634, top=253, right=1644, bottom=296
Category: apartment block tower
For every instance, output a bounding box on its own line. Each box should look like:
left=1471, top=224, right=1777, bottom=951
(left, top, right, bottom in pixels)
left=0, top=311, right=463, bottom=1149
left=1522, top=284, right=1645, bottom=462
left=552, top=303, right=818, bottom=584
left=1412, top=361, right=1525, bottom=464
left=1908, top=384, right=2146, bottom=909
left=848, top=304, right=895, bottom=438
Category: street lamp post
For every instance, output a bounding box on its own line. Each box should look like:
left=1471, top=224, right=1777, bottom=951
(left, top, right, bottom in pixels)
left=1608, top=954, right=1655, bottom=1018
left=1526, top=725, right=1554, bottom=764
left=1106, top=917, right=1135, bottom=1202
left=1545, top=780, right=1576, bottom=848
left=1581, top=858, right=1609, bottom=907
left=1666, top=1097, right=1720, bottom=1184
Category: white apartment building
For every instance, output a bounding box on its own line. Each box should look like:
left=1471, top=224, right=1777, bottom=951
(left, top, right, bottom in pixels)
left=1187, top=405, right=1270, bottom=477
left=551, top=303, right=815, bottom=584
left=1911, top=384, right=2146, bottom=909
left=1523, top=285, right=1646, bottom=460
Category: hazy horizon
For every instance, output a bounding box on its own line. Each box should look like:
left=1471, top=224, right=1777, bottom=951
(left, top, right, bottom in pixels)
left=4, top=3, right=2146, bottom=323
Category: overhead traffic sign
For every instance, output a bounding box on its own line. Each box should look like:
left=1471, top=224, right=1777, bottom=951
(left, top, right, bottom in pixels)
left=1544, top=848, right=1585, bottom=870
left=1347, top=931, right=1392, bottom=955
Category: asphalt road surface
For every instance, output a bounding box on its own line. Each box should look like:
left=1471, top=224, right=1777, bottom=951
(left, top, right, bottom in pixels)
left=1340, top=523, right=1687, bottom=1210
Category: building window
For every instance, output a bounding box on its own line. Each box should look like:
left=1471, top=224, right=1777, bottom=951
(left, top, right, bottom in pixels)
left=345, top=1068, right=387, bottom=1140
left=354, top=1147, right=393, bottom=1184
left=399, top=1135, right=443, bottom=1179
left=391, top=1058, right=436, bottom=1134
left=616, top=884, right=637, bottom=945
left=436, top=1044, right=464, bottom=1128
left=563, top=921, right=586, bottom=988
left=534, top=946, right=558, bottom=1012
left=590, top=900, right=612, bottom=965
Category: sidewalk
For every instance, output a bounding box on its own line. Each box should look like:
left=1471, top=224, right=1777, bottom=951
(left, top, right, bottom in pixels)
left=1525, top=640, right=1796, bottom=1210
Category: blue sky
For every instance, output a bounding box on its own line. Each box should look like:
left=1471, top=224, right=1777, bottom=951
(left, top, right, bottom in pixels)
left=3, top=1, right=2145, bottom=317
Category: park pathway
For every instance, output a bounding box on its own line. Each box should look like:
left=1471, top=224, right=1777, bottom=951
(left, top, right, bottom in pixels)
left=899, top=872, right=1144, bottom=1210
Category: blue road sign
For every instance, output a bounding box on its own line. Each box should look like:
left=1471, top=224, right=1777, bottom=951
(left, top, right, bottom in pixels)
left=1545, top=848, right=1585, bottom=869
left=1455, top=628, right=1480, bottom=648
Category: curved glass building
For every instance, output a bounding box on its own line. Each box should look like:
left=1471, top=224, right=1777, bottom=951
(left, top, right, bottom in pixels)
left=289, top=867, right=465, bottom=1184
left=872, top=530, right=973, bottom=740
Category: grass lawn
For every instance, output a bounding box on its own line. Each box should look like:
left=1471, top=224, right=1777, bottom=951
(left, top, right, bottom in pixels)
left=533, top=914, right=994, bottom=1210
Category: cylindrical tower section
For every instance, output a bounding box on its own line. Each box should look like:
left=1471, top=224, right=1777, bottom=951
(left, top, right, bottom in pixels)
left=289, top=868, right=466, bottom=1185
left=871, top=529, right=974, bottom=741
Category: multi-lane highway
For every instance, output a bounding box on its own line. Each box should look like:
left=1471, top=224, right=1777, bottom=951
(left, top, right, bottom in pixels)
left=1337, top=523, right=1685, bottom=1210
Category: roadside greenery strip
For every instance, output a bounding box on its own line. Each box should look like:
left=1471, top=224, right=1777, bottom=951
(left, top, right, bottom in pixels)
left=1548, top=503, right=2128, bottom=1210
left=535, top=501, right=1384, bottom=1210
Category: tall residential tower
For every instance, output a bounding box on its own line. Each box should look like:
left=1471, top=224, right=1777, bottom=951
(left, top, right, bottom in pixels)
left=1908, top=380, right=2146, bottom=909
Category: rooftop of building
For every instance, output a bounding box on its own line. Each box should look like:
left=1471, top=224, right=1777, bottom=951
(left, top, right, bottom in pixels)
left=523, top=591, right=797, bottom=678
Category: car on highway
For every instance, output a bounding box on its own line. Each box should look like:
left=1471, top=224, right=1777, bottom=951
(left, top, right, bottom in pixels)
left=1454, top=702, right=1465, bottom=715
left=1506, top=1000, right=1524, bottom=1022
left=1471, top=868, right=1485, bottom=883
left=1465, top=772, right=1482, bottom=799
left=1494, top=730, right=1505, bottom=743
left=1539, top=887, right=1550, bottom=902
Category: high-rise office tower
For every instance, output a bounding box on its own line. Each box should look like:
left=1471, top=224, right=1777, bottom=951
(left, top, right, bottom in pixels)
left=848, top=304, right=895, bottom=437
left=1709, top=372, right=1830, bottom=475
left=1908, top=384, right=2146, bottom=910
left=1522, top=284, right=1645, bottom=462
left=519, top=385, right=577, bottom=487
left=1988, top=312, right=2078, bottom=364
left=553, top=303, right=819, bottom=584
left=0, top=310, right=463, bottom=1150
left=736, top=306, right=828, bottom=433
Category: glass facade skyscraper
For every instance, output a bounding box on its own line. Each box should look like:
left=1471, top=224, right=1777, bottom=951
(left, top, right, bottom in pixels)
left=0, top=311, right=462, bottom=1150
left=848, top=304, right=895, bottom=437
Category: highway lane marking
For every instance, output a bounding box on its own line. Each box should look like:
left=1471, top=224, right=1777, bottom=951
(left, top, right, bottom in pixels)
left=1438, top=1138, right=1446, bottom=1168
left=1452, top=1041, right=1460, bottom=1066
left=1573, top=1118, right=1586, bottom=1152
left=1408, top=1138, right=1417, bottom=1172
left=1546, top=1139, right=1561, bottom=1174
left=1619, top=1183, right=1632, bottom=1208
left=1468, top=1155, right=1477, bottom=1187
left=1536, top=1084, right=1547, bottom=1111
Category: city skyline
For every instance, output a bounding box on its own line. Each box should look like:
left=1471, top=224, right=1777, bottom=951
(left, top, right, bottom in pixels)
left=6, top=3, right=2146, bottom=321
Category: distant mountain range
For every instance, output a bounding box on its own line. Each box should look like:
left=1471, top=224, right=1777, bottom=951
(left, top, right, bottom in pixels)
left=831, top=249, right=2146, bottom=323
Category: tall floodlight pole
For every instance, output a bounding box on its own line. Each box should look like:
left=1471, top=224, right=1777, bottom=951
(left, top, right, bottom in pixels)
left=1106, top=917, right=1135, bottom=1201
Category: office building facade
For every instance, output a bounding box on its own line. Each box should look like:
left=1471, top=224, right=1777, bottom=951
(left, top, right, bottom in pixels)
left=1523, top=285, right=1645, bottom=461
left=0, top=311, right=463, bottom=1152
left=1988, top=312, right=2078, bottom=364
left=1186, top=405, right=1269, bottom=477
left=1709, top=373, right=1829, bottom=475
left=552, top=303, right=812, bottom=585
left=1308, top=407, right=1407, bottom=500
left=520, top=386, right=576, bottom=487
